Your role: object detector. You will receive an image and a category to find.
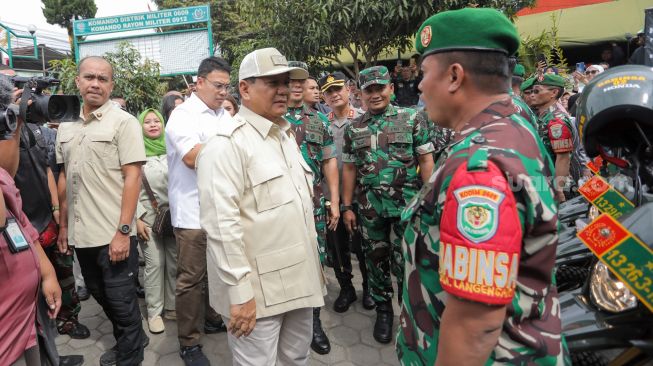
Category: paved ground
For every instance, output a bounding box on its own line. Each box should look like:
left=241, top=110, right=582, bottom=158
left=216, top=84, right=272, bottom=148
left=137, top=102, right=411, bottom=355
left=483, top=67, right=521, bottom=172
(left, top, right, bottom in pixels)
left=56, top=259, right=401, bottom=366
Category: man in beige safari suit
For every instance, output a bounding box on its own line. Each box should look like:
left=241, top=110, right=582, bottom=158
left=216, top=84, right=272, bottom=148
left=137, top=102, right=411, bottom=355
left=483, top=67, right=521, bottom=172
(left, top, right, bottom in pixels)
left=197, top=48, right=325, bottom=366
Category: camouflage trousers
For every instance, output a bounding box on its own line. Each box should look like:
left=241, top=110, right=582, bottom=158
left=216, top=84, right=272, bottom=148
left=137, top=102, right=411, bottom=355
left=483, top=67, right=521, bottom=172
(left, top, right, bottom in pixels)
left=44, top=246, right=81, bottom=333
left=359, top=214, right=406, bottom=304
left=315, top=213, right=327, bottom=264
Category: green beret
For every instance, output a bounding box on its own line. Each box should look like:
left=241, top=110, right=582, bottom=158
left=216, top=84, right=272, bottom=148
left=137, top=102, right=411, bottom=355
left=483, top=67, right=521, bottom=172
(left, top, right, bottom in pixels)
left=513, top=64, right=525, bottom=77
left=535, top=74, right=566, bottom=88
left=359, top=66, right=390, bottom=90
left=415, top=8, right=520, bottom=57
left=520, top=77, right=535, bottom=92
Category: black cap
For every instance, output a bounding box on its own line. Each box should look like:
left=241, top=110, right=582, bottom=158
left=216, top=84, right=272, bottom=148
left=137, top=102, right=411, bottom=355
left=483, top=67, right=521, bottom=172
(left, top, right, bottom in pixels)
left=318, top=72, right=347, bottom=92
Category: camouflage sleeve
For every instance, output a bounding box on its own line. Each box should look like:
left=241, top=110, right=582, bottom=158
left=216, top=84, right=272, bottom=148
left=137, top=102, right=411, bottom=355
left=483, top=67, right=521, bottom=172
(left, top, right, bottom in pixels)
left=438, top=160, right=522, bottom=305
left=342, top=124, right=356, bottom=163
left=547, top=117, right=573, bottom=154
left=412, top=111, right=435, bottom=156
left=318, top=112, right=337, bottom=161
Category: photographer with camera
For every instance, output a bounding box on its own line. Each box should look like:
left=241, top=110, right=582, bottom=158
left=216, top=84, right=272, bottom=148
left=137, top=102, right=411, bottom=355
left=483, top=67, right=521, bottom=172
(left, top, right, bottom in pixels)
left=12, top=75, right=91, bottom=343
left=0, top=70, right=73, bottom=366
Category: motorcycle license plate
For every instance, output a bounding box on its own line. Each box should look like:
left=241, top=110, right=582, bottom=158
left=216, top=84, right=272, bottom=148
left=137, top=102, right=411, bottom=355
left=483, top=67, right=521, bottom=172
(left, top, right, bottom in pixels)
left=578, top=213, right=653, bottom=312
left=578, top=175, right=635, bottom=219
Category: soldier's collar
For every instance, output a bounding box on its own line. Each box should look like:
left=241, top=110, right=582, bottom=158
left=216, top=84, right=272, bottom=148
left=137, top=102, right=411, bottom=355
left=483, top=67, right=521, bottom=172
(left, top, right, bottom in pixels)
left=450, top=98, right=517, bottom=145
left=361, top=104, right=396, bottom=123
left=83, top=100, right=113, bottom=122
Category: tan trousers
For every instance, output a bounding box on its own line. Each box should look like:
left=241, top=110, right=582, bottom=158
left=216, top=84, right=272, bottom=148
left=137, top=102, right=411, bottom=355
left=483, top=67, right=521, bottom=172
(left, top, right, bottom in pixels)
left=140, top=232, right=178, bottom=319
left=174, top=228, right=221, bottom=347
left=224, top=307, right=313, bottom=366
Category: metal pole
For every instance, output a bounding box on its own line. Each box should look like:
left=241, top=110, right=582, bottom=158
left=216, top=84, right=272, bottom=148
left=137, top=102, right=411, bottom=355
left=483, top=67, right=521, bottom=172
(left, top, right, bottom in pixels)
left=41, top=45, right=46, bottom=76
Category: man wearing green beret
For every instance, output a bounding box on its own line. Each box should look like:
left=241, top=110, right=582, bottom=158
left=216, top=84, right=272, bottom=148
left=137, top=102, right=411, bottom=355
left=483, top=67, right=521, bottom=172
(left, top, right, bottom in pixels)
left=531, top=74, right=576, bottom=202
left=509, top=60, right=538, bottom=129
left=341, top=65, right=435, bottom=344
left=397, top=7, right=568, bottom=366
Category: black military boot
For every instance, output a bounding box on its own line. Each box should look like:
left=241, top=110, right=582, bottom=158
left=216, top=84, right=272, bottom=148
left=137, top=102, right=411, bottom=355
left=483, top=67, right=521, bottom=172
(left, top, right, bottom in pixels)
left=361, top=282, right=375, bottom=310
left=311, top=307, right=331, bottom=354
left=333, top=285, right=357, bottom=313
left=373, top=301, right=394, bottom=344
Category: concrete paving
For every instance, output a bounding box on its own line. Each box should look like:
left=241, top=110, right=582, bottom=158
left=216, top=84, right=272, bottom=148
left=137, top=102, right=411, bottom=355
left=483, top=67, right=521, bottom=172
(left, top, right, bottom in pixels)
left=57, top=259, right=401, bottom=366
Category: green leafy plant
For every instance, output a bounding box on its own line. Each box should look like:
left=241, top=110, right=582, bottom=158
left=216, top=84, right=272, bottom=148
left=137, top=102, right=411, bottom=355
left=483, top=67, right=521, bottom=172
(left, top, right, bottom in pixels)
left=49, top=57, right=79, bottom=95
left=518, top=13, right=569, bottom=78
left=50, top=43, right=165, bottom=116
left=105, top=42, right=165, bottom=116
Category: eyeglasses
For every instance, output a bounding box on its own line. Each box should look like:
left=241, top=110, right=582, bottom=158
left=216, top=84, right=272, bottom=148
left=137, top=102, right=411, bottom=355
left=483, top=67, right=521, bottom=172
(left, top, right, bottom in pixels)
left=524, top=88, right=552, bottom=95
left=201, top=77, right=229, bottom=92
left=585, top=70, right=599, bottom=75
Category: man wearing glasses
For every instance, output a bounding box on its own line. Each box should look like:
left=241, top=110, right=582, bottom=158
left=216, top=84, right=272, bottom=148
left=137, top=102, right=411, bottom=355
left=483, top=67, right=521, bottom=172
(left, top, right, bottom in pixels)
left=165, top=57, right=232, bottom=366
left=530, top=74, right=576, bottom=203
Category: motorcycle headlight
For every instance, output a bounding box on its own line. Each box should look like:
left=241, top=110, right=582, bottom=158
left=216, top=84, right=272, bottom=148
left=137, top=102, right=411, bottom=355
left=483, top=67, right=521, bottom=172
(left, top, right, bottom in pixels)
left=589, top=262, right=638, bottom=313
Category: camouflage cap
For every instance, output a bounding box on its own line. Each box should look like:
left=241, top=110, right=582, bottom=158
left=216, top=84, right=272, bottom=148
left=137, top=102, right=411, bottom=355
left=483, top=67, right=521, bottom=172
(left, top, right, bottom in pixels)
left=415, top=8, right=520, bottom=57
left=287, top=61, right=309, bottom=80
left=358, top=66, right=390, bottom=90
left=513, top=64, right=525, bottom=77
left=318, top=71, right=347, bottom=92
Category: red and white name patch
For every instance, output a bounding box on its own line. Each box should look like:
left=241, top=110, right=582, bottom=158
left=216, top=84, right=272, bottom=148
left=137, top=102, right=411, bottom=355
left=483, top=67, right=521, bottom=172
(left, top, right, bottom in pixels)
left=438, top=161, right=523, bottom=305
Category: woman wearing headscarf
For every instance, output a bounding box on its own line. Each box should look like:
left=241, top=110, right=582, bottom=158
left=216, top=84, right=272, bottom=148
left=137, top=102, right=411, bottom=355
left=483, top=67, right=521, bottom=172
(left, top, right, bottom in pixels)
left=136, top=108, right=177, bottom=334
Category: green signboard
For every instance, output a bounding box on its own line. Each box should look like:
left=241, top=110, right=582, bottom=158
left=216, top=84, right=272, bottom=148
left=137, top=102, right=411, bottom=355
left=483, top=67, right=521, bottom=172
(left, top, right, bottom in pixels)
left=73, top=5, right=210, bottom=36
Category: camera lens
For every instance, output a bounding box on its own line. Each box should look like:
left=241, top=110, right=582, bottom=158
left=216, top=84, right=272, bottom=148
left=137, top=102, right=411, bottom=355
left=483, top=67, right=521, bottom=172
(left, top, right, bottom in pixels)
left=0, top=107, right=17, bottom=139
left=48, top=96, right=66, bottom=120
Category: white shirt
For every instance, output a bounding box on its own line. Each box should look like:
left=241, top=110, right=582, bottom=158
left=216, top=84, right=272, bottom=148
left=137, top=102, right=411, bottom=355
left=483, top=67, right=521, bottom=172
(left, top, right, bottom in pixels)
left=165, top=93, right=232, bottom=229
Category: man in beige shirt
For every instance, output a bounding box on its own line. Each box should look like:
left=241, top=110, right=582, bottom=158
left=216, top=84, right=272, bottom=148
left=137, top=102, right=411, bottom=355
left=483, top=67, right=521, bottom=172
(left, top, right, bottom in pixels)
left=197, top=48, right=325, bottom=366
left=56, top=56, right=147, bottom=366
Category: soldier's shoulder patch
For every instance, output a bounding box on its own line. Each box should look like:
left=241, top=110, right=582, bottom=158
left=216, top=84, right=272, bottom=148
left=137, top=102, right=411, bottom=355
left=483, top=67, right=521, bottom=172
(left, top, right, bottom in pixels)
left=453, top=185, right=504, bottom=243
left=438, top=160, right=523, bottom=305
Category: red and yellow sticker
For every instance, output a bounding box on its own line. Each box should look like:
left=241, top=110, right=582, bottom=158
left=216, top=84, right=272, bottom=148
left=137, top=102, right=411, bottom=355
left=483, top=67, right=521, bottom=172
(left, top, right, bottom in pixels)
left=578, top=213, right=653, bottom=312
left=578, top=175, right=635, bottom=219
left=586, top=156, right=604, bottom=175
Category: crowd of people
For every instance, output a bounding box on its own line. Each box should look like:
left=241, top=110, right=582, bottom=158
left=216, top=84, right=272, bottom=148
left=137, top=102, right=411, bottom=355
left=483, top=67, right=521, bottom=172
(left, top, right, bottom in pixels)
left=0, top=6, right=648, bottom=366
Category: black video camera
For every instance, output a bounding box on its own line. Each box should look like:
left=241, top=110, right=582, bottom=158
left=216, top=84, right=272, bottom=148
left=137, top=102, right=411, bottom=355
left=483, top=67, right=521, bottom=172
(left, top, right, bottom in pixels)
left=0, top=104, right=17, bottom=140
left=12, top=76, right=80, bottom=124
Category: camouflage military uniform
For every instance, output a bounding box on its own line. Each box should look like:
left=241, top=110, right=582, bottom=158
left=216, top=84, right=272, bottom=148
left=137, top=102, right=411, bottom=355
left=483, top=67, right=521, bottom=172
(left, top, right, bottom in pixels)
left=510, top=89, right=539, bottom=130
left=420, top=110, right=454, bottom=162
left=285, top=104, right=337, bottom=263
left=342, top=104, right=434, bottom=303
left=537, top=103, right=575, bottom=162
left=396, top=99, right=570, bottom=365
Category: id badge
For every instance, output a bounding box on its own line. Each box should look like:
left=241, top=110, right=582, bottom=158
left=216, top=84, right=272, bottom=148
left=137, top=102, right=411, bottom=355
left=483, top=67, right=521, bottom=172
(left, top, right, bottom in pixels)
left=3, top=218, right=30, bottom=253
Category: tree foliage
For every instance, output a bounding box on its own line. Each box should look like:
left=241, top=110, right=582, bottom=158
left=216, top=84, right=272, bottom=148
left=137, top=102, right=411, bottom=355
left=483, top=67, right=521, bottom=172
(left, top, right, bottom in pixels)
left=42, top=0, right=97, bottom=48
left=519, top=14, right=569, bottom=79
left=50, top=43, right=165, bottom=116
left=105, top=42, right=165, bottom=116
left=49, top=58, right=78, bottom=95
left=156, top=0, right=536, bottom=80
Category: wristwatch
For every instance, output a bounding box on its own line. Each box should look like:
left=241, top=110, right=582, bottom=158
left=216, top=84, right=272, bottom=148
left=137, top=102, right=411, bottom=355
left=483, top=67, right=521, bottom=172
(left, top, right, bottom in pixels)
left=118, top=224, right=131, bottom=235
left=341, top=205, right=353, bottom=212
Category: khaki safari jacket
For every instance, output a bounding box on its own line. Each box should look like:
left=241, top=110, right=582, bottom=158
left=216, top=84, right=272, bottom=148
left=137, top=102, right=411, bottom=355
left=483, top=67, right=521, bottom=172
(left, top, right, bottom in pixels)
left=197, top=106, right=326, bottom=319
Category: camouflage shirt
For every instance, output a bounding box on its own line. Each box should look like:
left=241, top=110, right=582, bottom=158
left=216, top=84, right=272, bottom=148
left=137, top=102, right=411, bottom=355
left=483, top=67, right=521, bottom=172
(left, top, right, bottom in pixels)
left=420, top=110, right=454, bottom=161
left=537, top=103, right=575, bottom=162
left=510, top=89, right=538, bottom=130
left=285, top=104, right=337, bottom=214
left=342, top=105, right=434, bottom=217
left=397, top=99, right=569, bottom=365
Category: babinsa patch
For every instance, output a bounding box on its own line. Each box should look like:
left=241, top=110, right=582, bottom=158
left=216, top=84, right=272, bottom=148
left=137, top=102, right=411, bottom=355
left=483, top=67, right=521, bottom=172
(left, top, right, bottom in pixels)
left=550, top=123, right=563, bottom=139
left=454, top=185, right=504, bottom=243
